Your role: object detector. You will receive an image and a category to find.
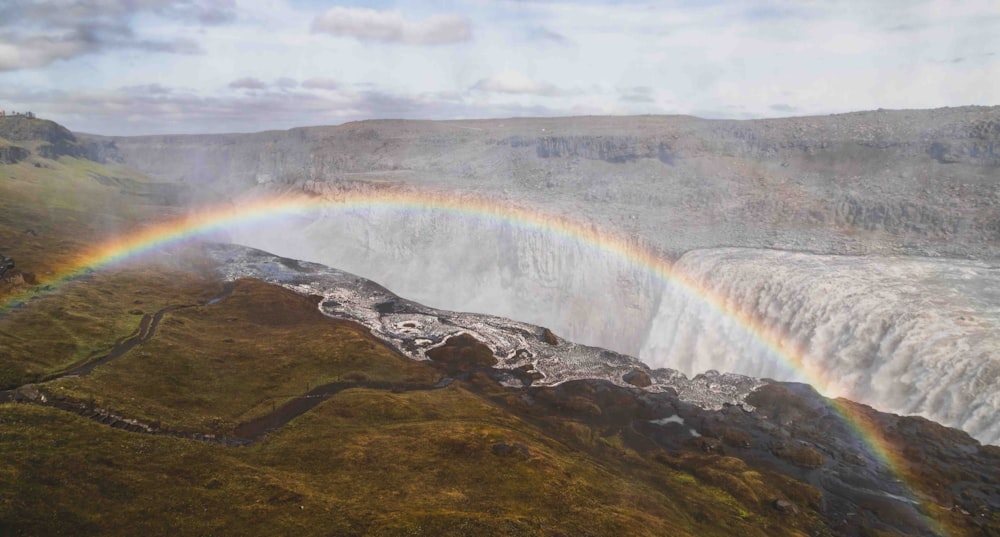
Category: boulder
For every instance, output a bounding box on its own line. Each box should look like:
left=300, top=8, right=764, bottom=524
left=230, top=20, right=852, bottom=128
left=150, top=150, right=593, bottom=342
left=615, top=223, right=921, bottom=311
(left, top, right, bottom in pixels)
left=623, top=369, right=652, bottom=388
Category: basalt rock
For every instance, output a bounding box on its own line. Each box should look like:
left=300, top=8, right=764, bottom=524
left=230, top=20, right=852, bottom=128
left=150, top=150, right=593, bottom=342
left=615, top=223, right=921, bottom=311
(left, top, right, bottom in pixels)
left=83, top=106, right=1000, bottom=260
left=0, top=144, right=30, bottom=164
left=623, top=369, right=652, bottom=388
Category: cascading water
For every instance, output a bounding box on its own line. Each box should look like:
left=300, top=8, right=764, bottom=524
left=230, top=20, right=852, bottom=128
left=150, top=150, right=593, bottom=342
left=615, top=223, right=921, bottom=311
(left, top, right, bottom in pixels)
left=230, top=204, right=663, bottom=356
left=230, top=207, right=1000, bottom=444
left=642, top=248, right=1000, bottom=444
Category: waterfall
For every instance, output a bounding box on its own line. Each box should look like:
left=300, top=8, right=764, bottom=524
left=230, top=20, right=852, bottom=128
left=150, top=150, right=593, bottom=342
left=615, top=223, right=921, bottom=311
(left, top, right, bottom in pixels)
left=642, top=248, right=1000, bottom=444
left=230, top=209, right=1000, bottom=444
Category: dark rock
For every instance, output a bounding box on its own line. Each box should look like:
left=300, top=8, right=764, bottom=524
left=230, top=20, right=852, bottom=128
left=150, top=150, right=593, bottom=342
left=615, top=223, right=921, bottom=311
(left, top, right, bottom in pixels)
left=691, top=437, right=725, bottom=455
left=539, top=327, right=559, bottom=345
left=533, top=135, right=663, bottom=163
left=622, top=369, right=652, bottom=388
left=426, top=333, right=497, bottom=375
left=772, top=499, right=799, bottom=514
left=0, top=145, right=30, bottom=164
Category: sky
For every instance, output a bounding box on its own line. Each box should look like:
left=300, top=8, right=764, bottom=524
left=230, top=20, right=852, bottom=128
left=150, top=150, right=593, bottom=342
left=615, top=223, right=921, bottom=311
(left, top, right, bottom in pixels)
left=0, top=0, right=997, bottom=135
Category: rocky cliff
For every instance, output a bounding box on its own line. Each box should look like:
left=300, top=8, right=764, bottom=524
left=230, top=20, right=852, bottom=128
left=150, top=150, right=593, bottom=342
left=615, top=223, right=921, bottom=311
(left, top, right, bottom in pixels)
left=84, top=107, right=1000, bottom=260
left=0, top=115, right=114, bottom=162
left=0, top=143, right=30, bottom=164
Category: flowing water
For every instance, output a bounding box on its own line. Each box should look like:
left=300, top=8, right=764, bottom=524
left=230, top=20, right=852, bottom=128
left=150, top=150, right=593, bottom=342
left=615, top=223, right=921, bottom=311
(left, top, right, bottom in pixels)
left=230, top=208, right=1000, bottom=444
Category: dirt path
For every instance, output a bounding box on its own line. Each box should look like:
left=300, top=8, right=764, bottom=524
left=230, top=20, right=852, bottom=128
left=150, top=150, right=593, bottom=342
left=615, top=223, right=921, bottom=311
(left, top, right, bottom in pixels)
left=1, top=281, right=454, bottom=446
left=32, top=283, right=237, bottom=384
left=8, top=377, right=452, bottom=448
left=42, top=304, right=193, bottom=382
left=233, top=379, right=452, bottom=440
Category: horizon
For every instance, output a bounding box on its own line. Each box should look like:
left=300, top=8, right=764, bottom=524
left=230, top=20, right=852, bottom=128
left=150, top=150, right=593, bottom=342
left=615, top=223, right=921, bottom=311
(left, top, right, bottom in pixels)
left=59, top=103, right=996, bottom=138
left=1, top=0, right=998, bottom=136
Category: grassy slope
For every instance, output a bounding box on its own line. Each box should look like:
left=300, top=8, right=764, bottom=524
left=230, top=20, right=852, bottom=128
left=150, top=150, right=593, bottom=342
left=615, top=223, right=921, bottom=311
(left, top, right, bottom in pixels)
left=3, top=271, right=824, bottom=536
left=0, top=156, right=211, bottom=387
left=51, top=279, right=440, bottom=433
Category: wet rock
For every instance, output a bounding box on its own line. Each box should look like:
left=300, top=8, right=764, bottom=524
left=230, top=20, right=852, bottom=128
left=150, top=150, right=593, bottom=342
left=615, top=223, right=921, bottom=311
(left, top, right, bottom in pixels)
left=426, top=333, right=497, bottom=375
left=540, top=327, right=559, bottom=345
left=623, top=369, right=652, bottom=388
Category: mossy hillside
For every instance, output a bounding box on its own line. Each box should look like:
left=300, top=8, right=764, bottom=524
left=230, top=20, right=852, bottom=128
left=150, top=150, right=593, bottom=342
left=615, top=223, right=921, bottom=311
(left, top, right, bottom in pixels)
left=0, top=404, right=321, bottom=537
left=251, top=385, right=819, bottom=537
left=0, top=264, right=223, bottom=388
left=51, top=279, right=439, bottom=433
left=1, top=257, right=827, bottom=536
left=0, top=383, right=823, bottom=537
left=0, top=156, right=203, bottom=387
left=0, top=156, right=172, bottom=277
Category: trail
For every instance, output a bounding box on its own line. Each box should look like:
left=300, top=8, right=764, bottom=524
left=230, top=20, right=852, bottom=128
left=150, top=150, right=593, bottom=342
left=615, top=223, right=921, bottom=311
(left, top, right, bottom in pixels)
left=20, top=282, right=237, bottom=386
left=41, top=304, right=194, bottom=382
left=20, top=378, right=451, bottom=447
left=233, top=378, right=452, bottom=440
left=0, top=281, right=452, bottom=446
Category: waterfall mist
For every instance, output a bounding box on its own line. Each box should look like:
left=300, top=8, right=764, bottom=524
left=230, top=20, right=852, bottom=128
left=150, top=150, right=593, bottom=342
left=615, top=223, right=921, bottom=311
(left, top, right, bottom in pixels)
left=230, top=208, right=1000, bottom=444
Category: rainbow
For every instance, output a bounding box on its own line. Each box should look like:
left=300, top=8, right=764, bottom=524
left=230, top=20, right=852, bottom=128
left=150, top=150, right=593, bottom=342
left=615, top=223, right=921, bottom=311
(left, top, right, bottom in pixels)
left=0, top=189, right=947, bottom=535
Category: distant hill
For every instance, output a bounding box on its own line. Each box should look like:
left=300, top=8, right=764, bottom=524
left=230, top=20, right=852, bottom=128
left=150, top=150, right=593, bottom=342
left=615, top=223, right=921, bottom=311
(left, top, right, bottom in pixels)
left=0, top=115, right=118, bottom=163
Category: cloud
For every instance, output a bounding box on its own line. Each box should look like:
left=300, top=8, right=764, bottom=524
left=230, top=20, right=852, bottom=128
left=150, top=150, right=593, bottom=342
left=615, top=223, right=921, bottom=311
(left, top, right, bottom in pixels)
left=121, top=83, right=176, bottom=95
left=302, top=78, right=340, bottom=91
left=527, top=26, right=569, bottom=44
left=472, top=70, right=562, bottom=96
left=228, top=78, right=300, bottom=91
left=619, top=86, right=655, bottom=103
left=769, top=103, right=798, bottom=113
left=0, top=0, right=236, bottom=26
left=0, top=35, right=90, bottom=71
left=229, top=77, right=269, bottom=90
left=0, top=0, right=225, bottom=71
left=311, top=7, right=471, bottom=45
left=161, top=0, right=237, bottom=25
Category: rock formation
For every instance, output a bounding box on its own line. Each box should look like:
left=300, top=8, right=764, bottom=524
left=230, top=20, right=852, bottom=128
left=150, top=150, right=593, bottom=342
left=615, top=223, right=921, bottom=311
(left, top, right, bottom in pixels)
left=83, top=107, right=1000, bottom=260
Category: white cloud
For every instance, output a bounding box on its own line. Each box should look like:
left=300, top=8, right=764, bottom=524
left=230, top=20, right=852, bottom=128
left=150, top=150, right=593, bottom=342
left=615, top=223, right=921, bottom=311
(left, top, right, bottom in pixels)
left=229, top=77, right=267, bottom=90
left=0, top=0, right=223, bottom=71
left=2, top=0, right=996, bottom=134
left=302, top=78, right=340, bottom=91
left=472, top=70, right=562, bottom=96
left=311, top=7, right=471, bottom=45
left=0, top=37, right=88, bottom=71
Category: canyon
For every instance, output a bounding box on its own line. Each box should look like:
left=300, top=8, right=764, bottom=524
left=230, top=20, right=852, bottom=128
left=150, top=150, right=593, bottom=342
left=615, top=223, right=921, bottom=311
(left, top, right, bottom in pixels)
left=81, top=107, right=1000, bottom=443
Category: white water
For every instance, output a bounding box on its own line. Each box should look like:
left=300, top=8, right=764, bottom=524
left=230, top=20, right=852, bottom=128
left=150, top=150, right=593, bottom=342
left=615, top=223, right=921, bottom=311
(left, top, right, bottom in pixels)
left=231, top=206, right=662, bottom=356
left=642, top=249, right=1000, bottom=445
left=230, top=208, right=1000, bottom=444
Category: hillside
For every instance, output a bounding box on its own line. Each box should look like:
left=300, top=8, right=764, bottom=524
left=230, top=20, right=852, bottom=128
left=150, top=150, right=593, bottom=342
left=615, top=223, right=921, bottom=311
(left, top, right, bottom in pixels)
left=0, top=116, right=99, bottom=162
left=1, top=118, right=998, bottom=536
